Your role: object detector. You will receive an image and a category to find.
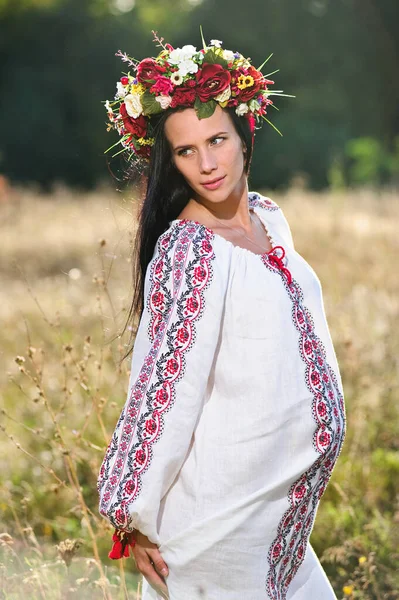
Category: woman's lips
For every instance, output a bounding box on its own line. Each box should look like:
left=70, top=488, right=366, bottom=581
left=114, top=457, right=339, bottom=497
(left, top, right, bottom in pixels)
left=201, top=176, right=226, bottom=190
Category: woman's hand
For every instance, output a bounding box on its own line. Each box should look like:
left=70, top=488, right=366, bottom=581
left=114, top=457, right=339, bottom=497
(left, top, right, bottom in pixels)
left=132, top=530, right=169, bottom=599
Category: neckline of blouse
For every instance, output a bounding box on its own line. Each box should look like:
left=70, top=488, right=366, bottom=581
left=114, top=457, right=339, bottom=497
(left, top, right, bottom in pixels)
left=168, top=201, right=281, bottom=260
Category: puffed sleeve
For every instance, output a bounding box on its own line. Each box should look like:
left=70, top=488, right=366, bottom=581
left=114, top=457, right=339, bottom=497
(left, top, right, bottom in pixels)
left=275, top=205, right=295, bottom=250
left=97, top=221, right=228, bottom=554
left=249, top=192, right=295, bottom=251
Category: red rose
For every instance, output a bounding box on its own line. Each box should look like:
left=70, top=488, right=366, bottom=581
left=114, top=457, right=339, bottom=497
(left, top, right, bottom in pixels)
left=120, top=76, right=129, bottom=86
left=170, top=86, right=197, bottom=108
left=137, top=58, right=167, bottom=84
left=196, top=63, right=231, bottom=102
left=135, top=145, right=151, bottom=160
left=119, top=103, right=147, bottom=138
left=150, top=75, right=174, bottom=95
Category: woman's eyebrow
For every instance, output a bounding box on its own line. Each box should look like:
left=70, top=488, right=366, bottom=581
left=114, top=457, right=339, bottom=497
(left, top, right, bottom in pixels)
left=173, top=131, right=229, bottom=152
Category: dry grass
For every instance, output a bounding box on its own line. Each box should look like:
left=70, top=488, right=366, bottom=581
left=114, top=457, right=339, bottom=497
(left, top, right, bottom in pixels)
left=0, top=184, right=398, bottom=600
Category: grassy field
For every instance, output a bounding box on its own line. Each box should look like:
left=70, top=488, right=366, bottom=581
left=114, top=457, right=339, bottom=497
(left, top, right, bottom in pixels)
left=0, top=185, right=398, bottom=600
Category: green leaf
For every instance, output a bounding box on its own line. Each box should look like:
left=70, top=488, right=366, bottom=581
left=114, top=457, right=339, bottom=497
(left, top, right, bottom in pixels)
left=260, top=114, right=283, bottom=137
left=263, top=69, right=279, bottom=78
left=202, top=49, right=229, bottom=69
left=104, top=138, right=123, bottom=154
left=141, top=90, right=163, bottom=116
left=267, top=92, right=296, bottom=98
left=194, top=97, right=217, bottom=119
left=257, top=53, right=273, bottom=72
left=199, top=24, right=207, bottom=51
left=111, top=146, right=129, bottom=158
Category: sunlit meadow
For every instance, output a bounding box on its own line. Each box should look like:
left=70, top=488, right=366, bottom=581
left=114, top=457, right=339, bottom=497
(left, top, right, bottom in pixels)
left=0, top=184, right=398, bottom=599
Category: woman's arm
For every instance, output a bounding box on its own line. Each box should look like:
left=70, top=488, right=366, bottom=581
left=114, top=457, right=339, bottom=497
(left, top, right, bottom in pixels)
left=97, top=222, right=228, bottom=550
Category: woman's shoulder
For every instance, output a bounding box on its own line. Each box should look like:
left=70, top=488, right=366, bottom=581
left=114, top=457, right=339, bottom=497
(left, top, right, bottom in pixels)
left=148, top=219, right=232, bottom=300
left=157, top=216, right=234, bottom=263
left=249, top=191, right=294, bottom=250
left=248, top=190, right=281, bottom=212
left=142, top=223, right=229, bottom=318
left=157, top=218, right=218, bottom=257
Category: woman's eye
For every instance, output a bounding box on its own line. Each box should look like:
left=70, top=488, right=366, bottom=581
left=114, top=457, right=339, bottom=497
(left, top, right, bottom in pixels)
left=177, top=137, right=225, bottom=157
left=178, top=148, right=193, bottom=157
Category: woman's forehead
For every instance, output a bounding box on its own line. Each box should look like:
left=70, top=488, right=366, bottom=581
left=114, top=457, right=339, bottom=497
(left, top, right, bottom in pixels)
left=164, top=106, right=233, bottom=143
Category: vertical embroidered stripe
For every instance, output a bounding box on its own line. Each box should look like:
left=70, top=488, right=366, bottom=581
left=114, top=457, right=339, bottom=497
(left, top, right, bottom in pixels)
left=258, top=248, right=346, bottom=600
left=97, top=223, right=216, bottom=530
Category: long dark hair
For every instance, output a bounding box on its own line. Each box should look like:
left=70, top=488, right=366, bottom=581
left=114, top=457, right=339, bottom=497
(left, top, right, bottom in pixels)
left=120, top=106, right=254, bottom=361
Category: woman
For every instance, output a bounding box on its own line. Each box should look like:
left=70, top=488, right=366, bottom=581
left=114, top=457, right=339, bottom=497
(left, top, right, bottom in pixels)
left=98, top=35, right=346, bottom=600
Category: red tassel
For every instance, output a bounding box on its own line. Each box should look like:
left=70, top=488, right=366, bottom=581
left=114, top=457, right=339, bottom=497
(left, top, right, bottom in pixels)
left=108, top=538, right=123, bottom=560
left=108, top=529, right=137, bottom=560
left=112, top=530, right=120, bottom=542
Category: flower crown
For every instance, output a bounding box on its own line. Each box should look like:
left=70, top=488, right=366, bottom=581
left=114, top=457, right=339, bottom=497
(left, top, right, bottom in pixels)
left=104, top=29, right=293, bottom=162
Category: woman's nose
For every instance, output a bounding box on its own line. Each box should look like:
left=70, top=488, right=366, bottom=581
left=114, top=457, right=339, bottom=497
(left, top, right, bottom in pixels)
left=198, top=149, right=217, bottom=173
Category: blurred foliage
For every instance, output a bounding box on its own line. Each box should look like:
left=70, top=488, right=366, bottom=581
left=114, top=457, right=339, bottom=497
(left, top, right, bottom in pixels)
left=345, top=136, right=399, bottom=187
left=0, top=0, right=398, bottom=189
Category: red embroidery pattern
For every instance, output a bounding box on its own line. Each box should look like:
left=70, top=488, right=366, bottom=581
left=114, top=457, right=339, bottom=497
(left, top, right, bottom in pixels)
left=259, top=240, right=346, bottom=599
left=248, top=192, right=280, bottom=212
left=97, top=222, right=215, bottom=530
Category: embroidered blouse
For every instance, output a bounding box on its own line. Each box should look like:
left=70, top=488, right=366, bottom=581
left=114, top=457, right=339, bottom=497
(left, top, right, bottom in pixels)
left=97, top=191, right=346, bottom=600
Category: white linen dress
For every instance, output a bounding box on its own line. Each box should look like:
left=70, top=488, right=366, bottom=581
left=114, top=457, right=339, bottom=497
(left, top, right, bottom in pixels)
left=97, top=191, right=346, bottom=600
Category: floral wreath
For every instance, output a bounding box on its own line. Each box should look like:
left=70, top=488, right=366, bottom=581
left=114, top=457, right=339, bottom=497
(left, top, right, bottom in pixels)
left=104, top=28, right=294, bottom=162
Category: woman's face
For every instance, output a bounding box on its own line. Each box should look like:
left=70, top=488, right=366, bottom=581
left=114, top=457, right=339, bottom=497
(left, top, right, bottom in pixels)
left=164, top=105, right=247, bottom=205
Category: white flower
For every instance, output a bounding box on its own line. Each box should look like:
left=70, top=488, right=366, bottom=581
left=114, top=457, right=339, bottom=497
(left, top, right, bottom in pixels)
left=210, top=39, right=223, bottom=47
left=236, top=103, right=249, bottom=116
left=223, top=50, right=235, bottom=62
left=177, top=59, right=199, bottom=77
left=248, top=98, right=260, bottom=112
left=116, top=82, right=127, bottom=98
left=215, top=87, right=231, bottom=103
left=170, top=72, right=184, bottom=86
left=155, top=95, right=172, bottom=109
left=105, top=100, right=112, bottom=113
left=168, top=45, right=197, bottom=65
left=124, top=93, right=143, bottom=118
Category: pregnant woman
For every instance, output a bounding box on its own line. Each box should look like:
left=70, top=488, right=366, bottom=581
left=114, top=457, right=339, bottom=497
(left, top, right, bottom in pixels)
left=97, top=33, right=346, bottom=599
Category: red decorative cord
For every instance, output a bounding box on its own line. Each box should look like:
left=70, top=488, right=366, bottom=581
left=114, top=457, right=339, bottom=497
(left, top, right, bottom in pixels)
left=108, top=528, right=137, bottom=560
left=268, top=246, right=292, bottom=285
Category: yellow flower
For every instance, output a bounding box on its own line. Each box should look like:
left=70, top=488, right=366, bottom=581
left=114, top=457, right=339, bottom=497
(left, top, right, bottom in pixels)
left=137, top=137, right=155, bottom=146
left=343, top=585, right=354, bottom=596
left=131, top=83, right=145, bottom=95
left=237, top=74, right=255, bottom=90
left=358, top=555, right=367, bottom=564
